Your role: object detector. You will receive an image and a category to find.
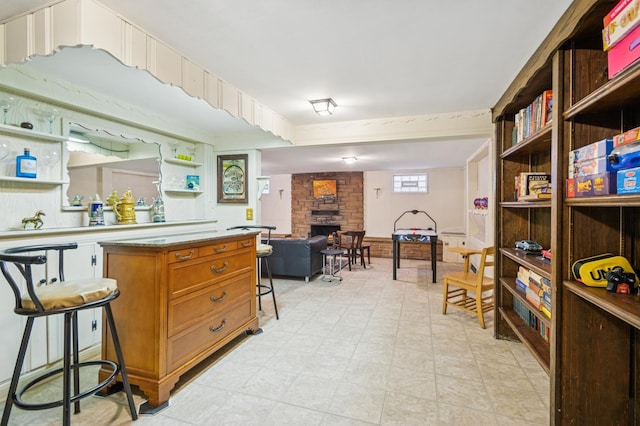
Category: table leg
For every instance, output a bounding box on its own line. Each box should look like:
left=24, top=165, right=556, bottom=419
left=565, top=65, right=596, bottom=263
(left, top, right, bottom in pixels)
left=431, top=239, right=437, bottom=283
left=393, top=241, right=398, bottom=280
left=463, top=256, right=470, bottom=272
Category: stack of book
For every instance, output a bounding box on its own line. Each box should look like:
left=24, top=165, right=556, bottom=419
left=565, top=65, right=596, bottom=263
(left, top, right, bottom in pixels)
left=512, top=89, right=553, bottom=144
left=513, top=299, right=551, bottom=343
left=515, top=172, right=552, bottom=201
left=515, top=265, right=552, bottom=320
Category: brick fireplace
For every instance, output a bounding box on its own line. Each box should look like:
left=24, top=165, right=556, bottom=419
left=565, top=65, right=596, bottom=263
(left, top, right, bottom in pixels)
left=291, top=172, right=363, bottom=238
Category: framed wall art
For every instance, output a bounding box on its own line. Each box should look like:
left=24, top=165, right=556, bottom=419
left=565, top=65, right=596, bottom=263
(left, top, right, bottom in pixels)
left=217, top=154, right=248, bottom=203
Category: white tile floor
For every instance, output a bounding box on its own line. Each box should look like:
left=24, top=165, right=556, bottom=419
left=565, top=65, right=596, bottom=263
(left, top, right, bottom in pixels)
left=2, top=257, right=550, bottom=425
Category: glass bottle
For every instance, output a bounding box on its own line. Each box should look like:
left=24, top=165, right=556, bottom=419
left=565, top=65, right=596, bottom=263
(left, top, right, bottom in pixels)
left=151, top=196, right=165, bottom=222
left=16, top=148, right=37, bottom=178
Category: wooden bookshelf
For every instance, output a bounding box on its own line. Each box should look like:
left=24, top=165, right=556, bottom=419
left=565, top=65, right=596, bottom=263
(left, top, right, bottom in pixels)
left=492, top=0, right=640, bottom=423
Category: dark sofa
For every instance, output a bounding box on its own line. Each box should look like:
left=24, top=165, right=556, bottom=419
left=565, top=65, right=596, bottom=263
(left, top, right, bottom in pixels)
left=266, top=235, right=328, bottom=282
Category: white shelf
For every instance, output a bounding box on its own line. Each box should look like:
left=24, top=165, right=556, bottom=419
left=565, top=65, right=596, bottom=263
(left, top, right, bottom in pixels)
left=165, top=189, right=203, bottom=194
left=164, top=158, right=203, bottom=167
left=63, top=205, right=152, bottom=211
left=0, top=176, right=66, bottom=185
left=0, top=123, right=67, bottom=142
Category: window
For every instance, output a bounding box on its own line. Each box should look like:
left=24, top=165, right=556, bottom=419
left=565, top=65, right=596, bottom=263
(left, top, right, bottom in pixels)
left=393, top=174, right=428, bottom=193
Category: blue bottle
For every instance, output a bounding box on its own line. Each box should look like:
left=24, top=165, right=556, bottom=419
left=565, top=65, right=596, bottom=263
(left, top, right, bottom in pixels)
left=16, top=148, right=37, bottom=178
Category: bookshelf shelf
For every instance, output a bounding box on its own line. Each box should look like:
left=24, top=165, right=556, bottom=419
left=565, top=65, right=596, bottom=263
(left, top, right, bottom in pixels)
left=499, top=307, right=550, bottom=374
left=500, top=124, right=552, bottom=159
left=500, top=201, right=551, bottom=209
left=500, top=248, right=551, bottom=278
left=564, top=280, right=640, bottom=330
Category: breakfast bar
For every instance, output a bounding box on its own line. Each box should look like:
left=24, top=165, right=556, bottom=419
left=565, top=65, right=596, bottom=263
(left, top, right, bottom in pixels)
left=98, top=230, right=259, bottom=413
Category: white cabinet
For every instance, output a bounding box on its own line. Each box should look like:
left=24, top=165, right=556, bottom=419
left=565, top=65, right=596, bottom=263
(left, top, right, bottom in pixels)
left=441, top=234, right=466, bottom=263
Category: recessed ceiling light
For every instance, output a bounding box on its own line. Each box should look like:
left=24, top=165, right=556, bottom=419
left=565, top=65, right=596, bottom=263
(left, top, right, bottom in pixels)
left=342, top=156, right=357, bottom=164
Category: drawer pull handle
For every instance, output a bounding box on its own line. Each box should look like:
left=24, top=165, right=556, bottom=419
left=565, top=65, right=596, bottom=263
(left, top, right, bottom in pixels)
left=241, top=240, right=252, bottom=247
left=210, top=261, right=229, bottom=273
left=214, top=245, right=227, bottom=253
left=210, top=291, right=227, bottom=303
left=175, top=249, right=194, bottom=261
left=209, top=319, right=227, bottom=333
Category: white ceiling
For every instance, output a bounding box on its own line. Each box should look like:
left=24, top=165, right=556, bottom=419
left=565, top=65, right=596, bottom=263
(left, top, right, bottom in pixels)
left=0, top=0, right=573, bottom=174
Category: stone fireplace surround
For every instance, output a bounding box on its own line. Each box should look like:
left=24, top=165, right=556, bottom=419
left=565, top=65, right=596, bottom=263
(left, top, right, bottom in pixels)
left=291, top=172, right=364, bottom=239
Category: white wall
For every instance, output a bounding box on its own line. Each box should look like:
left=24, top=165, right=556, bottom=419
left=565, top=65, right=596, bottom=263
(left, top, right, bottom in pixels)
left=260, top=167, right=466, bottom=239
left=260, top=174, right=292, bottom=234
left=365, top=168, right=465, bottom=237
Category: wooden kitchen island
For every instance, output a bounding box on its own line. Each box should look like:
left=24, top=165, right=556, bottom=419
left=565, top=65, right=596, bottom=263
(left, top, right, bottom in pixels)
left=98, top=230, right=259, bottom=413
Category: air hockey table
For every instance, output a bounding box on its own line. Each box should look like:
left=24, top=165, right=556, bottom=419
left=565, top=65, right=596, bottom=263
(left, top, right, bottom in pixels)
left=392, top=210, right=438, bottom=283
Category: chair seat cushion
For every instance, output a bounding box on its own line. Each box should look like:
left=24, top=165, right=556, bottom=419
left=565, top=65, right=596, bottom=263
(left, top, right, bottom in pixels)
left=257, top=243, right=273, bottom=255
left=21, top=278, right=118, bottom=311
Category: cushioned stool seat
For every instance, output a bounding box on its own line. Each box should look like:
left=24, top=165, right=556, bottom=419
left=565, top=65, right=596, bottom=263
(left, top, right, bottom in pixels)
left=21, top=277, right=118, bottom=310
left=256, top=243, right=273, bottom=256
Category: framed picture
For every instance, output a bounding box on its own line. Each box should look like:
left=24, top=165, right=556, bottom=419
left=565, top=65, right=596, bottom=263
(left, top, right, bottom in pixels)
left=217, top=154, right=248, bottom=203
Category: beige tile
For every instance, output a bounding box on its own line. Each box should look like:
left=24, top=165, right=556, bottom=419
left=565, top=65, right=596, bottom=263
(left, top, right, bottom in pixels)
left=434, top=354, right=483, bottom=382
left=352, top=342, right=395, bottom=364
left=281, top=374, right=339, bottom=411
left=380, top=391, right=438, bottom=425
left=436, top=375, right=493, bottom=412
left=476, top=359, right=536, bottom=391
left=268, top=402, right=325, bottom=425
left=343, top=359, right=390, bottom=389
left=438, top=401, right=498, bottom=425
left=485, top=383, right=549, bottom=424
left=238, top=366, right=299, bottom=399
left=391, top=347, right=435, bottom=372
left=327, top=382, right=386, bottom=424
left=386, top=366, right=437, bottom=401
left=320, top=412, right=377, bottom=425
left=317, top=337, right=359, bottom=359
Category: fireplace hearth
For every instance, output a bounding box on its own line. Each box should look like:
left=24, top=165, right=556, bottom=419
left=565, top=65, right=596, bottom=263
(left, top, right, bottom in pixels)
left=310, top=224, right=341, bottom=237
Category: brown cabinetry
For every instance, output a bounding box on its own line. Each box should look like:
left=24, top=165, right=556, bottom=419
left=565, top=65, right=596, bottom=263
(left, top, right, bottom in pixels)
left=99, top=231, right=259, bottom=411
left=494, top=0, right=640, bottom=423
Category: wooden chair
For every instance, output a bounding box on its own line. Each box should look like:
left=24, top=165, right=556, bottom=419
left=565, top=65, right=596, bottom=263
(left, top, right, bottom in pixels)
left=337, top=231, right=367, bottom=270
left=442, top=246, right=495, bottom=328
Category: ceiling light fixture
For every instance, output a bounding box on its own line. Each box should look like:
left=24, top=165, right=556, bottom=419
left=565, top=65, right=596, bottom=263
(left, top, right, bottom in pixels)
left=342, top=156, right=357, bottom=164
left=310, top=98, right=337, bottom=116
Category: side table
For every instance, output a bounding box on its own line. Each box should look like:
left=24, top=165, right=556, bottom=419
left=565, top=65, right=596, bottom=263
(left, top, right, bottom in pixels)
left=320, top=248, right=344, bottom=282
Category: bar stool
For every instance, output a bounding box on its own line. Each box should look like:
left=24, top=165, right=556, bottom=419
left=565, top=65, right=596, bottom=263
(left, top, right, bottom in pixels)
left=0, top=243, right=138, bottom=426
left=227, top=225, right=279, bottom=319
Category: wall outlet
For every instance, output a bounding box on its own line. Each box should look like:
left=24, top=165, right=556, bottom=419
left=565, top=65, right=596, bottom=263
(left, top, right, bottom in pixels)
left=245, top=208, right=253, bottom=220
